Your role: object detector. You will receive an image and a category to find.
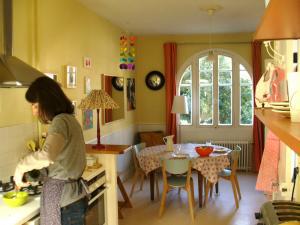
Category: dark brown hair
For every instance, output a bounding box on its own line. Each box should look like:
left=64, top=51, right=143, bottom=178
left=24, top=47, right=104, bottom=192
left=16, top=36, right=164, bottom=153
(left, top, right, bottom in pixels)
left=25, top=76, right=74, bottom=123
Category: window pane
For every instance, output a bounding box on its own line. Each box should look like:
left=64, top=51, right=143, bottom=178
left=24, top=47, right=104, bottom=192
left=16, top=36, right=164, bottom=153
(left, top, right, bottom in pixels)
left=199, top=56, right=213, bottom=125
left=240, top=85, right=253, bottom=125
left=199, top=86, right=213, bottom=125
left=240, top=71, right=252, bottom=85
left=181, top=66, right=192, bottom=85
left=218, top=55, right=232, bottom=70
left=240, top=64, right=253, bottom=125
left=180, top=87, right=192, bottom=125
left=199, top=57, right=213, bottom=70
left=200, top=71, right=212, bottom=84
left=218, top=86, right=232, bottom=125
left=219, top=71, right=232, bottom=84
left=179, top=66, right=192, bottom=125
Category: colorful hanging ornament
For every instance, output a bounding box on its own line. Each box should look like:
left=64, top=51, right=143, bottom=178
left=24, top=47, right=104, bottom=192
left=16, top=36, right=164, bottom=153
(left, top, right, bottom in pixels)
left=119, top=34, right=136, bottom=70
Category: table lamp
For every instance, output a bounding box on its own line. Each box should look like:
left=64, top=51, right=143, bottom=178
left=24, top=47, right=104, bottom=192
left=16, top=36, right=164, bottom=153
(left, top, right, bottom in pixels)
left=171, top=95, right=188, bottom=143
left=78, top=89, right=119, bottom=149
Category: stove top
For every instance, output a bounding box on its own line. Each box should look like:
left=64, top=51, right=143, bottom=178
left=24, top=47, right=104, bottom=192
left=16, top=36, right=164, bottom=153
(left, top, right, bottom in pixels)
left=20, top=183, right=43, bottom=196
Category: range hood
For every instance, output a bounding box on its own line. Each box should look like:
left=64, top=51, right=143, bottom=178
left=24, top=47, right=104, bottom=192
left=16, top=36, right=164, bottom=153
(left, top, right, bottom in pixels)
left=0, top=0, right=44, bottom=88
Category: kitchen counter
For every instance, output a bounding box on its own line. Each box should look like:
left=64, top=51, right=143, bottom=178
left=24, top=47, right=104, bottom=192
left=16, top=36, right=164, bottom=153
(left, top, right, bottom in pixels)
left=0, top=194, right=40, bottom=225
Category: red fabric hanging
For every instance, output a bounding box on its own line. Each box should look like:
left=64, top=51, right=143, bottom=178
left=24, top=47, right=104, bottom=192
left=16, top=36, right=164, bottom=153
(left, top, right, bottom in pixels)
left=164, top=43, right=177, bottom=143
left=252, top=41, right=265, bottom=172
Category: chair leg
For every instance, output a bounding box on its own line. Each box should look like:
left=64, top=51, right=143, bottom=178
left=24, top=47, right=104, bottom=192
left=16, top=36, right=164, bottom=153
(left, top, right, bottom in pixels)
left=230, top=177, right=239, bottom=208
left=129, top=171, right=139, bottom=197
left=234, top=175, right=241, bottom=200
left=159, top=186, right=168, bottom=217
left=178, top=188, right=181, bottom=195
left=139, top=173, right=145, bottom=191
left=187, top=186, right=195, bottom=223
left=190, top=178, right=195, bottom=207
left=155, top=175, right=160, bottom=199
left=209, top=183, right=213, bottom=198
left=204, top=180, right=211, bottom=206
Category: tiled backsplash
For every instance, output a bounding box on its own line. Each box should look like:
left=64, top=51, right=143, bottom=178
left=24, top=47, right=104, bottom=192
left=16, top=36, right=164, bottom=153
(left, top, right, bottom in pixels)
left=0, top=123, right=37, bottom=182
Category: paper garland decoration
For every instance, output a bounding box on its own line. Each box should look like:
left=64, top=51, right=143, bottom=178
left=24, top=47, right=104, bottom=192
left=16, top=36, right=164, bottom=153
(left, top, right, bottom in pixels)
left=120, top=35, right=136, bottom=70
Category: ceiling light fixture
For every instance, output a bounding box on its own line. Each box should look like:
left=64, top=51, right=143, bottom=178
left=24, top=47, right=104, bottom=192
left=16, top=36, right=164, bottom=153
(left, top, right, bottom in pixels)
left=200, top=5, right=222, bottom=62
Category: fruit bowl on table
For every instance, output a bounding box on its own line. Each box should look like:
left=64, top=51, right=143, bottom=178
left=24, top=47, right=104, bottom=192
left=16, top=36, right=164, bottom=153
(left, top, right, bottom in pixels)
left=195, top=146, right=214, bottom=157
left=2, top=191, right=29, bottom=207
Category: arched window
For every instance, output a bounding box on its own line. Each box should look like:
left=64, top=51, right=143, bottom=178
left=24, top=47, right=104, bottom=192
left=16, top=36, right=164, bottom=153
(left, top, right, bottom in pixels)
left=178, top=50, right=253, bottom=128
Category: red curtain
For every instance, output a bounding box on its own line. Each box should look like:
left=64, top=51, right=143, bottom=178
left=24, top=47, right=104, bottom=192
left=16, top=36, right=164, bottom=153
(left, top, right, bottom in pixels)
left=164, top=43, right=177, bottom=143
left=252, top=41, right=265, bottom=172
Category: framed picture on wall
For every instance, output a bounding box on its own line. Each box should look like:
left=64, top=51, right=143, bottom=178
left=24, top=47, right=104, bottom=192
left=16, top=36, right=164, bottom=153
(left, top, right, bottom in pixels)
left=84, top=76, right=91, bottom=94
left=82, top=109, right=93, bottom=130
left=71, top=101, right=77, bottom=115
left=66, top=65, right=77, bottom=88
left=127, top=78, right=136, bottom=110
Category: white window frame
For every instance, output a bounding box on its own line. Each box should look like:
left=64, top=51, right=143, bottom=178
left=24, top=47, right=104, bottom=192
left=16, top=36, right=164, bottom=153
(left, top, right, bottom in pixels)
left=177, top=49, right=253, bottom=129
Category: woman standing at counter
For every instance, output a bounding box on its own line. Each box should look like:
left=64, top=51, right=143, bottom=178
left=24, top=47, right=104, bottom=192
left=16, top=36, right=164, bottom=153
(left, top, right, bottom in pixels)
left=14, top=76, right=87, bottom=225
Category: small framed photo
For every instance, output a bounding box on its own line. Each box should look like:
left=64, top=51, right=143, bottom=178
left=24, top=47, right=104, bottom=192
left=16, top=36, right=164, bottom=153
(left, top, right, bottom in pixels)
left=66, top=65, right=77, bottom=88
left=71, top=101, right=77, bottom=115
left=83, top=57, right=92, bottom=68
left=84, top=76, right=91, bottom=94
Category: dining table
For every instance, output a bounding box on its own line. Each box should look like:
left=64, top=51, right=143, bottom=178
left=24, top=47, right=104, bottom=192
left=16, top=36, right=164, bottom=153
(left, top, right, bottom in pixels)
left=137, top=143, right=231, bottom=208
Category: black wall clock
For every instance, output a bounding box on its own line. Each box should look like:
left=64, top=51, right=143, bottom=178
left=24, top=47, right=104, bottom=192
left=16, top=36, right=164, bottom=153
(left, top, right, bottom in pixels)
left=145, top=71, right=165, bottom=90
left=112, top=77, right=124, bottom=91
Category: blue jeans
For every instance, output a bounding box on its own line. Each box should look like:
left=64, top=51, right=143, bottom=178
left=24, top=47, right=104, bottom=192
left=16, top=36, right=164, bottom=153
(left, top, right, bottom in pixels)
left=61, top=198, right=88, bottom=225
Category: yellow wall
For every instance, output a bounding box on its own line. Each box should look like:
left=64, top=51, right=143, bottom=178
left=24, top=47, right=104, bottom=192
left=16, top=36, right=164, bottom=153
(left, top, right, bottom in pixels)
left=135, top=33, right=255, bottom=125
left=0, top=0, right=135, bottom=142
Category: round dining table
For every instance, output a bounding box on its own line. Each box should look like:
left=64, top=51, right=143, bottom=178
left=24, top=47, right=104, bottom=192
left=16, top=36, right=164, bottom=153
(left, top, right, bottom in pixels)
left=137, top=143, right=231, bottom=207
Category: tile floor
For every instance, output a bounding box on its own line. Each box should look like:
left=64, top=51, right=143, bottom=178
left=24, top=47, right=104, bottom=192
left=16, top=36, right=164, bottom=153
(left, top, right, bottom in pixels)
left=118, top=172, right=267, bottom=225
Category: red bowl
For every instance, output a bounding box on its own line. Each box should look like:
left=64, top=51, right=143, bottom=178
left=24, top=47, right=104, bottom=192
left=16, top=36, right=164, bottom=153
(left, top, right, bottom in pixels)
left=195, top=146, right=213, bottom=157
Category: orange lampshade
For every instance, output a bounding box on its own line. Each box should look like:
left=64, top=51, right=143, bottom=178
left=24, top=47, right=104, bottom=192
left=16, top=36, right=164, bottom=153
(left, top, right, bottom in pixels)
left=254, top=0, right=300, bottom=41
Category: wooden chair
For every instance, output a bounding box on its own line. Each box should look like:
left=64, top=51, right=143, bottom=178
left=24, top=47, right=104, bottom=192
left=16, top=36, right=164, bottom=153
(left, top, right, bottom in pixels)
left=204, top=145, right=242, bottom=208
left=130, top=143, right=159, bottom=199
left=159, top=157, right=195, bottom=222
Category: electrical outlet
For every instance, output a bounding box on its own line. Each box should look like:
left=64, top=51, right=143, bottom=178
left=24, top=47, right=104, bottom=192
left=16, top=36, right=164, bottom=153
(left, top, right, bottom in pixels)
left=279, top=182, right=293, bottom=197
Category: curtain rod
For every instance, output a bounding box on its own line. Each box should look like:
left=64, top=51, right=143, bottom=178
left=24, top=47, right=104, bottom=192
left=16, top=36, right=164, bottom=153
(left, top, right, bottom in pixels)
left=177, top=41, right=251, bottom=45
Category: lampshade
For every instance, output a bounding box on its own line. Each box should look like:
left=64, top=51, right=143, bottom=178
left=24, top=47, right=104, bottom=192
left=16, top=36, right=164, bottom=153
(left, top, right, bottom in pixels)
left=78, top=89, right=119, bottom=149
left=171, top=96, right=188, bottom=114
left=254, top=0, right=300, bottom=41
left=78, top=89, right=119, bottom=110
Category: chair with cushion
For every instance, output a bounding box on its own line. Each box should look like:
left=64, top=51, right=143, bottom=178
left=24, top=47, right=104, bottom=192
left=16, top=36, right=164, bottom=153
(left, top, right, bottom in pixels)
left=130, top=143, right=159, bottom=199
left=204, top=145, right=242, bottom=208
left=159, top=157, right=195, bottom=222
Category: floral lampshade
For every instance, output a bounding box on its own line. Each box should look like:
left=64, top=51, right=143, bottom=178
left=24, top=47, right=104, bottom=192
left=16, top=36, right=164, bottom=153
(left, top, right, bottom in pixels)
left=78, top=89, right=119, bottom=149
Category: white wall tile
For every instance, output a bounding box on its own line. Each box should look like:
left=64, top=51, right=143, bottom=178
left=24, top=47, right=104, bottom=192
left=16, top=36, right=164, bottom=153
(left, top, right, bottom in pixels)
left=0, top=123, right=37, bottom=182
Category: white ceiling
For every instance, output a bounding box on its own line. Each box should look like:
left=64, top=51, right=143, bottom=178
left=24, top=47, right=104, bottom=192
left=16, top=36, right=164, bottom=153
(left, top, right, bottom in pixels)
left=77, top=0, right=266, bottom=35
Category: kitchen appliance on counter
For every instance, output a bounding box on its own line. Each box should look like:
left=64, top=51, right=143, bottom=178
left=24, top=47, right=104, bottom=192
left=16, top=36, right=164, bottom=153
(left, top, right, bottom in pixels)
left=255, top=201, right=300, bottom=225
left=0, top=176, right=14, bottom=192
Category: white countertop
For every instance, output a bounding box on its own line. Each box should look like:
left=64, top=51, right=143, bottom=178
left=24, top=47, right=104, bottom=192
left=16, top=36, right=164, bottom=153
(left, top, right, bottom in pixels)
left=0, top=194, right=40, bottom=225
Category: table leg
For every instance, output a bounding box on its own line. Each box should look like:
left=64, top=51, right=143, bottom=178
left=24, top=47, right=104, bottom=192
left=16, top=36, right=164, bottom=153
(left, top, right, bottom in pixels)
left=117, top=176, right=133, bottom=208
left=198, top=171, right=203, bottom=208
left=215, top=181, right=219, bottom=195
left=149, top=170, right=155, bottom=201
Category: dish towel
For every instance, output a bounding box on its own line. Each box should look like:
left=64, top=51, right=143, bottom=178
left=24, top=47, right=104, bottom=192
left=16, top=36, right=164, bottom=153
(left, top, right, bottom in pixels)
left=256, top=131, right=280, bottom=194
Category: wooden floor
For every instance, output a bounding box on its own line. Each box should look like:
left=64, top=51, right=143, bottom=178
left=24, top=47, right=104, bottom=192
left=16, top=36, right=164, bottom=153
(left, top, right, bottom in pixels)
left=118, top=172, right=267, bottom=225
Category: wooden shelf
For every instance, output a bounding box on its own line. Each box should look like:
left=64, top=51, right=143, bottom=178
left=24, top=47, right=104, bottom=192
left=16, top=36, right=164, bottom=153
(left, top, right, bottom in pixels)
left=86, top=144, right=131, bottom=155
left=255, top=108, right=300, bottom=155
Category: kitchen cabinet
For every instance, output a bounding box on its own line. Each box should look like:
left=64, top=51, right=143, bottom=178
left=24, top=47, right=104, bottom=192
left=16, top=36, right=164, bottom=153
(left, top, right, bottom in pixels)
left=254, top=108, right=300, bottom=155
